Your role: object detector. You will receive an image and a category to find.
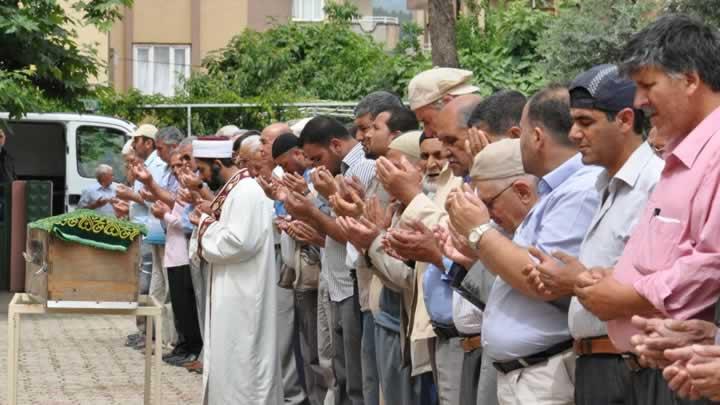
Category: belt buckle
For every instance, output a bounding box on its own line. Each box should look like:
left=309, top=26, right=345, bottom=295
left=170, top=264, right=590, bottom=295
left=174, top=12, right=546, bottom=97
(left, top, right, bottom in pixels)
left=622, top=353, right=642, bottom=372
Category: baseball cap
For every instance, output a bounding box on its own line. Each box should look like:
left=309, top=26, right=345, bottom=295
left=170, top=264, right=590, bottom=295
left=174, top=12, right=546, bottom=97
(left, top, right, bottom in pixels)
left=132, top=124, right=159, bottom=140
left=408, top=67, right=480, bottom=111
left=470, top=139, right=524, bottom=181
left=569, top=64, right=636, bottom=113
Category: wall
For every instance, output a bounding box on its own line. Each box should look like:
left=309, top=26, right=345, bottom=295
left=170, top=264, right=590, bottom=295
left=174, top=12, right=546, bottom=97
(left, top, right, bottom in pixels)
left=248, top=0, right=292, bottom=31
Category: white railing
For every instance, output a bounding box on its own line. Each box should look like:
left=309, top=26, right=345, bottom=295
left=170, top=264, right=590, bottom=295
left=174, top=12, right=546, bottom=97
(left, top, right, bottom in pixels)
left=140, top=102, right=360, bottom=136
left=352, top=16, right=400, bottom=25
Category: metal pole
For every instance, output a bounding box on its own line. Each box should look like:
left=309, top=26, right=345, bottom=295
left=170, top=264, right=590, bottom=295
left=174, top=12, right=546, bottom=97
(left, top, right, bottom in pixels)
left=186, top=106, right=192, bottom=136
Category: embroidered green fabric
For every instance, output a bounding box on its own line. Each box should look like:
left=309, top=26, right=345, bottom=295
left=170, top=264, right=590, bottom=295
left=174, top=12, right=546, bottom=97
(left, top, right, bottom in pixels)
left=29, top=209, right=147, bottom=252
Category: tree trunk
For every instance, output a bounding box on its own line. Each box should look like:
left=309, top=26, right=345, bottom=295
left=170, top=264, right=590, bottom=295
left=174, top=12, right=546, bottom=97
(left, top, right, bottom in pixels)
left=428, top=0, right=459, bottom=68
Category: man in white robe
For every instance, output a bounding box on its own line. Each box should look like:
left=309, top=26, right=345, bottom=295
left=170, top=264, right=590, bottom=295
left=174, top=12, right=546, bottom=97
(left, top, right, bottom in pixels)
left=190, top=138, right=282, bottom=404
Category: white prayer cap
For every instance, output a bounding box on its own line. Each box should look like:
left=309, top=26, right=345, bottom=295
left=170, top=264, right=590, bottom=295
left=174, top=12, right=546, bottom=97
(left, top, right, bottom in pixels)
left=289, top=117, right=312, bottom=137
left=216, top=125, right=242, bottom=137
left=193, top=137, right=234, bottom=159
left=388, top=130, right=422, bottom=160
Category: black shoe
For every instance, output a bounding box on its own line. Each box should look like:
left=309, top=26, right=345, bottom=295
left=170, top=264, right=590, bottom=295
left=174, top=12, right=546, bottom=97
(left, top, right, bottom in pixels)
left=162, top=346, right=187, bottom=360
left=125, top=333, right=143, bottom=347
left=166, top=353, right=199, bottom=367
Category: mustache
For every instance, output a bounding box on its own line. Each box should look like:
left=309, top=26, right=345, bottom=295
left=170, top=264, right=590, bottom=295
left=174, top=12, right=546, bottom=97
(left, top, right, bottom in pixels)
left=641, top=106, right=656, bottom=117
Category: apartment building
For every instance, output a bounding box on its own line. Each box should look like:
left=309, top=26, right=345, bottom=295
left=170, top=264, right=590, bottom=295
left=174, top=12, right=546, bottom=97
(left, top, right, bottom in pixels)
left=68, top=0, right=405, bottom=95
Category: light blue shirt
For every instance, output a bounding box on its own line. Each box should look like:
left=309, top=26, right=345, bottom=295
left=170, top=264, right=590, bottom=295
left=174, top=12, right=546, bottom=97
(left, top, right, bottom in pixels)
left=482, top=154, right=602, bottom=361
left=78, top=181, right=116, bottom=216
left=131, top=150, right=167, bottom=244
left=422, top=257, right=455, bottom=326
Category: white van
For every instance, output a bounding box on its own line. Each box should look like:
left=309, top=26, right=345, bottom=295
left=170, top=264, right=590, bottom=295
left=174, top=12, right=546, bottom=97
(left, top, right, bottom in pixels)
left=0, top=113, right=135, bottom=214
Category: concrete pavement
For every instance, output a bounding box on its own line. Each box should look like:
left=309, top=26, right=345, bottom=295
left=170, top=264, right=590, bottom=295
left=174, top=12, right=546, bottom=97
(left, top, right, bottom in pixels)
left=0, top=293, right=202, bottom=404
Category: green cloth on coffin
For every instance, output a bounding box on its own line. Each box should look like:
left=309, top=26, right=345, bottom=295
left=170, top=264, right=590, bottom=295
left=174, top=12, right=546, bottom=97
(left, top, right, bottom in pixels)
left=29, top=209, right=147, bottom=252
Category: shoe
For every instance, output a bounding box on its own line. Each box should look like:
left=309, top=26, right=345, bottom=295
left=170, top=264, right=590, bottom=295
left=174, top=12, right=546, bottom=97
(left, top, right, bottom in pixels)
left=166, top=353, right=199, bottom=367
left=162, top=345, right=189, bottom=361
left=125, top=333, right=143, bottom=347
left=133, top=338, right=147, bottom=351
left=182, top=360, right=202, bottom=369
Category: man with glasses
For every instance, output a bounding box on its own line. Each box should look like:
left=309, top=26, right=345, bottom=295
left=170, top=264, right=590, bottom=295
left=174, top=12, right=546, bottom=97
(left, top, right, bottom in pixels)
left=445, top=85, right=602, bottom=405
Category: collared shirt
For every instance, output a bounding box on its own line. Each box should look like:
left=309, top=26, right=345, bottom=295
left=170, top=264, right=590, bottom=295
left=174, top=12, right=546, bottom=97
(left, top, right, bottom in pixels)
left=78, top=181, right=117, bottom=216
left=423, top=257, right=455, bottom=326
left=144, top=162, right=176, bottom=245
left=609, top=106, right=720, bottom=352
left=570, top=143, right=663, bottom=339
left=324, top=142, right=376, bottom=303
left=130, top=150, right=166, bottom=231
left=482, top=154, right=601, bottom=361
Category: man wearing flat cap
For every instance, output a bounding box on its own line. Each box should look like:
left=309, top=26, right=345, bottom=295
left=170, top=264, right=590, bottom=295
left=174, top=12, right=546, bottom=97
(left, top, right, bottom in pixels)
left=408, top=67, right=479, bottom=137
left=191, top=137, right=282, bottom=404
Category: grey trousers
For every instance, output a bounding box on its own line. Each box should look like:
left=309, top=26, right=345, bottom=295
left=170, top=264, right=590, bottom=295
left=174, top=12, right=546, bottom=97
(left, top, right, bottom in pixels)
left=460, top=346, right=498, bottom=405
left=278, top=285, right=307, bottom=405
left=148, top=245, right=176, bottom=345
left=375, top=324, right=425, bottom=404
left=330, top=295, right=365, bottom=405
left=135, top=243, right=153, bottom=333
left=317, top=280, right=337, bottom=405
left=429, top=337, right=464, bottom=405
left=296, top=289, right=328, bottom=405
left=361, top=311, right=379, bottom=405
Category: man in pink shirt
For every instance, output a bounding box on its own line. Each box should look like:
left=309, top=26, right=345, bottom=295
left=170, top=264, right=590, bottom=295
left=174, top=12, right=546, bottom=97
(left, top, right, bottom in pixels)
left=573, top=14, right=720, bottom=405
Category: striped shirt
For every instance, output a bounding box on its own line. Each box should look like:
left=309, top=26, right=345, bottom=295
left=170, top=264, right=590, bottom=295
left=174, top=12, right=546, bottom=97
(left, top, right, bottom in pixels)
left=324, top=142, right=376, bottom=303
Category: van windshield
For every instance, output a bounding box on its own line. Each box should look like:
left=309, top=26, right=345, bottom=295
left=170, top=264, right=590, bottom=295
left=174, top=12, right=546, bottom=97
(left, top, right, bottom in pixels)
left=76, top=126, right=127, bottom=183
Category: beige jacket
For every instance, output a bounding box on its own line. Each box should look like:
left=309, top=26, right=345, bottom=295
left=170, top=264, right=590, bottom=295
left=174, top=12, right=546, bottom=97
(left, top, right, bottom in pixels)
left=398, top=166, right=463, bottom=343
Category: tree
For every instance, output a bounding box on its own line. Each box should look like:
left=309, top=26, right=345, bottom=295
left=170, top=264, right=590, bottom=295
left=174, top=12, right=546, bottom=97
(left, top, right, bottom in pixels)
left=428, top=0, right=459, bottom=67
left=666, top=0, right=720, bottom=27
left=537, top=0, right=653, bottom=83
left=0, top=0, right=132, bottom=116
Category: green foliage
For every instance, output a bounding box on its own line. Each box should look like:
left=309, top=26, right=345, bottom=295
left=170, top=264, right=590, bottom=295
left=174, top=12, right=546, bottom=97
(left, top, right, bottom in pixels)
left=0, top=0, right=134, bottom=117
left=323, top=0, right=361, bottom=23
left=457, top=0, right=550, bottom=95
left=537, top=0, right=653, bottom=84
left=666, top=0, right=720, bottom=27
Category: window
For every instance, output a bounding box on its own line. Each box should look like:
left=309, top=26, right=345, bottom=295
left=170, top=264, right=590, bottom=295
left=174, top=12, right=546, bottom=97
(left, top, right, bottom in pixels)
left=293, top=0, right=325, bottom=21
left=133, top=44, right=191, bottom=96
left=76, top=126, right=127, bottom=183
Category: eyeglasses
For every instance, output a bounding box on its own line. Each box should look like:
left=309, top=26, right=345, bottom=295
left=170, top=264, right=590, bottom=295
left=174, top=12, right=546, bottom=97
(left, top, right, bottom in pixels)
left=482, top=182, right=515, bottom=210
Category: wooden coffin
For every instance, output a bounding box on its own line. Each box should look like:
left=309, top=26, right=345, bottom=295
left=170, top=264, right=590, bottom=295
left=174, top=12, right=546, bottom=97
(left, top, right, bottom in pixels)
left=24, top=226, right=140, bottom=308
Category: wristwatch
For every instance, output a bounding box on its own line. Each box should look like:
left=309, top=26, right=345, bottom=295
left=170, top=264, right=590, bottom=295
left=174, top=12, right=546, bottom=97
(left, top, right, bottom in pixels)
left=467, top=223, right=493, bottom=250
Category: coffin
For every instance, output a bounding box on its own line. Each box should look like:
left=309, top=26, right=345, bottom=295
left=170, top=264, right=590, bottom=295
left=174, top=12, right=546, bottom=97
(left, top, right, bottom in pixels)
left=24, top=210, right=145, bottom=309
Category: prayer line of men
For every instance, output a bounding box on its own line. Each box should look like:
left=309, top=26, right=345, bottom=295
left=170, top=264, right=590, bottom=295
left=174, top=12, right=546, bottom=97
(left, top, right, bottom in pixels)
left=87, top=13, right=720, bottom=405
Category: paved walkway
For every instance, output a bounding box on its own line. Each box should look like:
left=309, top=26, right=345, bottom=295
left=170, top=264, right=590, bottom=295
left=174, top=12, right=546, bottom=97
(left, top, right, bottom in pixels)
left=0, top=295, right=202, bottom=404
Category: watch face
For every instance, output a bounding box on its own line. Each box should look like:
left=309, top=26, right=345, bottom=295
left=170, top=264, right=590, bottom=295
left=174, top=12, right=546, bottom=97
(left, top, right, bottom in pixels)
left=468, top=231, right=480, bottom=244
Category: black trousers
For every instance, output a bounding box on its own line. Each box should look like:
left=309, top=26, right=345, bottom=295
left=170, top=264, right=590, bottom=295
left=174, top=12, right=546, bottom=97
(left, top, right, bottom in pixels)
left=575, top=354, right=719, bottom=405
left=167, top=265, right=203, bottom=355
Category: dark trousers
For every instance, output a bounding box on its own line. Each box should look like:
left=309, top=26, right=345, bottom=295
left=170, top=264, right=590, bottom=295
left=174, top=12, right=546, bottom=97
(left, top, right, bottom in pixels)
left=459, top=346, right=483, bottom=405
left=575, top=354, right=719, bottom=405
left=330, top=295, right=364, bottom=405
left=167, top=265, right=202, bottom=355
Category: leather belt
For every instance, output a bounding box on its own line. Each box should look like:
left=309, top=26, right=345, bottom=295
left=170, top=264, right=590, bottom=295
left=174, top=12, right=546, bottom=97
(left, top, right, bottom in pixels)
left=461, top=335, right=482, bottom=353
left=573, top=336, right=622, bottom=355
left=431, top=322, right=460, bottom=340
left=493, top=340, right=573, bottom=374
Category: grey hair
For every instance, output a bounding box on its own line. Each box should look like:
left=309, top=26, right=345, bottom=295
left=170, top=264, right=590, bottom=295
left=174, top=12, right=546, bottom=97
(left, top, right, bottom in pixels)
left=179, top=135, right=197, bottom=147
left=241, top=135, right=262, bottom=153
left=353, top=91, right=404, bottom=119
left=620, top=14, right=720, bottom=91
left=156, top=126, right=185, bottom=145
left=95, top=164, right=113, bottom=179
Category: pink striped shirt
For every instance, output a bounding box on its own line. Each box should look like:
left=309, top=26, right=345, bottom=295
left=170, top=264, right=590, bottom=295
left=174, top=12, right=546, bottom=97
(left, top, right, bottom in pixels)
left=609, top=105, right=720, bottom=351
